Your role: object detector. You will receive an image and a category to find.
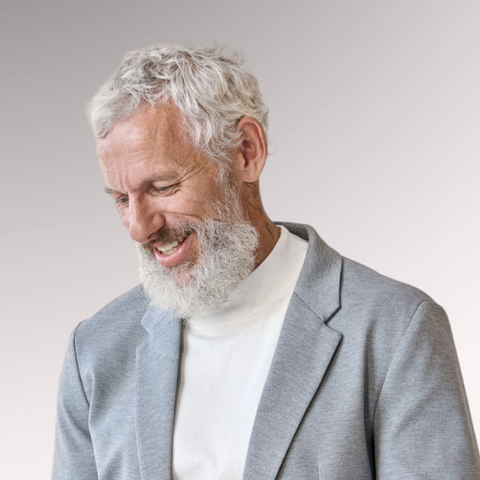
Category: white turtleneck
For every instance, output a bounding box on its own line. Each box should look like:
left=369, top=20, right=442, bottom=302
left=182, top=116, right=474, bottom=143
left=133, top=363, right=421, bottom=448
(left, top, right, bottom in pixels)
left=172, top=226, right=308, bottom=480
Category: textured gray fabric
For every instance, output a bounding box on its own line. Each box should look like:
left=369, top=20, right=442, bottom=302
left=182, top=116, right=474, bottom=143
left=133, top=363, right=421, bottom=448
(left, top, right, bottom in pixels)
left=52, top=223, right=480, bottom=479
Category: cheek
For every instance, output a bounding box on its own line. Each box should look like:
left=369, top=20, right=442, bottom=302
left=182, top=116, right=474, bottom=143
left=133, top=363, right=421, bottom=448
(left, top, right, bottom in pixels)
left=163, top=196, right=207, bottom=219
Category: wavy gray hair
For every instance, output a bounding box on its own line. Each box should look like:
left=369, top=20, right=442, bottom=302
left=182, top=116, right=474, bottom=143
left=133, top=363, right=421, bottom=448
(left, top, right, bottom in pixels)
left=88, top=45, right=268, bottom=173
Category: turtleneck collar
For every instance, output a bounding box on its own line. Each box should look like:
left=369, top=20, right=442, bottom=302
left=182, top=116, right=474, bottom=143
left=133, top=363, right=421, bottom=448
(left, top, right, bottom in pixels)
left=187, top=225, right=308, bottom=336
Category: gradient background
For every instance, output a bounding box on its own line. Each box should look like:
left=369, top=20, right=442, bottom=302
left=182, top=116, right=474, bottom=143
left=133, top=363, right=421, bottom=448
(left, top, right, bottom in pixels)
left=2, top=1, right=479, bottom=477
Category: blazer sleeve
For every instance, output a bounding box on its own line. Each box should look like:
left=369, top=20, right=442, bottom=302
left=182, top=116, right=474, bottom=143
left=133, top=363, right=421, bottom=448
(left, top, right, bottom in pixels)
left=373, top=300, right=480, bottom=478
left=52, top=324, right=98, bottom=480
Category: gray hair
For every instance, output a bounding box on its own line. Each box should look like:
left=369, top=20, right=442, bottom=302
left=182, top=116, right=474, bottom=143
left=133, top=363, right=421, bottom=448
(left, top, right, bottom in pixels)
left=88, top=44, right=268, bottom=172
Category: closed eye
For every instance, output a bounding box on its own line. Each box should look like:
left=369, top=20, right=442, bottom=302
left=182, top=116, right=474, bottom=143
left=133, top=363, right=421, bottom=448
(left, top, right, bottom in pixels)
left=153, top=183, right=178, bottom=195
left=115, top=196, right=129, bottom=205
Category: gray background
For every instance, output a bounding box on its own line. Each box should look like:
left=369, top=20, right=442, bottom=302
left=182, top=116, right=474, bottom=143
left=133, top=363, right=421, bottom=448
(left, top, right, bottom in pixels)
left=1, top=0, right=479, bottom=477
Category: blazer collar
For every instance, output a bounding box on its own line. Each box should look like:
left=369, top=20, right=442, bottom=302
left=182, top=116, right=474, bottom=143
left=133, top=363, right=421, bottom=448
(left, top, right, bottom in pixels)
left=243, top=222, right=343, bottom=480
left=135, top=306, right=182, bottom=480
left=279, top=222, right=342, bottom=323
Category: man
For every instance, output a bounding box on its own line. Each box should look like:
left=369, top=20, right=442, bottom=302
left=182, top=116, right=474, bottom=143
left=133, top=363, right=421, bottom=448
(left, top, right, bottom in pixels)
left=53, top=45, right=480, bottom=479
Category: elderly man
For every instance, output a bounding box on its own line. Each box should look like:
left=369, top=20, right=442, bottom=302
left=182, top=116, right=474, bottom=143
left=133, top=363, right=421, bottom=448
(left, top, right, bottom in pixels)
left=53, top=45, right=480, bottom=479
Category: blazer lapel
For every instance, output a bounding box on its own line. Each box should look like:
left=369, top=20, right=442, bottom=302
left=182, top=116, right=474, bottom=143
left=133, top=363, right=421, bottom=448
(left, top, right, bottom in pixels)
left=243, top=223, right=344, bottom=480
left=135, top=306, right=182, bottom=480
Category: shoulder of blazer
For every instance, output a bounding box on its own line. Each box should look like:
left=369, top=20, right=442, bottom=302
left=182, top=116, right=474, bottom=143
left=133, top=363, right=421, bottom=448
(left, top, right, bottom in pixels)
left=71, top=285, right=149, bottom=388
left=76, top=284, right=148, bottom=338
left=276, top=221, right=436, bottom=327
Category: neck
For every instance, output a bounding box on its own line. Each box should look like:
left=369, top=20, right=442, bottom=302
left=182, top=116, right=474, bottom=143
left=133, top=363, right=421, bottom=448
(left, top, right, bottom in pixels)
left=240, top=181, right=281, bottom=269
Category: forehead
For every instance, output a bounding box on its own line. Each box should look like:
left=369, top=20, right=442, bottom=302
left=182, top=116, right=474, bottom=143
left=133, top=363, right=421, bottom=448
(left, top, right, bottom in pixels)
left=97, top=102, right=191, bottom=162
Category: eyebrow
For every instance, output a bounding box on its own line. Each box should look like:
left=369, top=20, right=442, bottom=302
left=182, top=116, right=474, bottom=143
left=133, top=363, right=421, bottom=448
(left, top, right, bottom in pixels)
left=104, top=173, right=180, bottom=195
left=104, top=187, right=121, bottom=195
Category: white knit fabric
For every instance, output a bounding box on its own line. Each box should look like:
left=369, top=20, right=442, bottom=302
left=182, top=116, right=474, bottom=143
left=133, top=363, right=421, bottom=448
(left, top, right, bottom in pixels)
left=172, top=226, right=308, bottom=480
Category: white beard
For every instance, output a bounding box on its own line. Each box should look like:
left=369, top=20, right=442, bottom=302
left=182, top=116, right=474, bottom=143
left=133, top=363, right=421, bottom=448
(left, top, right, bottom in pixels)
left=135, top=186, right=259, bottom=319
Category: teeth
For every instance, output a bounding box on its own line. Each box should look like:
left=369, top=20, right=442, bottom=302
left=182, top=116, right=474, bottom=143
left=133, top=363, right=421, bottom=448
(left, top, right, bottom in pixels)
left=159, top=240, right=178, bottom=253
left=157, top=233, right=189, bottom=254
left=162, top=245, right=179, bottom=256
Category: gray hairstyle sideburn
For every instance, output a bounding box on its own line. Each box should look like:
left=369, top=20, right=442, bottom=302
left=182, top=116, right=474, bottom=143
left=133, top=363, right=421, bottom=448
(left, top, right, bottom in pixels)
left=88, top=45, right=269, bottom=174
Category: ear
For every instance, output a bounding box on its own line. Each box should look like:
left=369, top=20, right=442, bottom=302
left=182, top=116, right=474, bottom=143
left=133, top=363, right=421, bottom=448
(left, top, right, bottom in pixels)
left=233, top=117, right=268, bottom=183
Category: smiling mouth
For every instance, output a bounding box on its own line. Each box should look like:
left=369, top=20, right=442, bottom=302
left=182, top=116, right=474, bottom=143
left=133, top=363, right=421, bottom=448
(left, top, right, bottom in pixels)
left=156, top=232, right=190, bottom=256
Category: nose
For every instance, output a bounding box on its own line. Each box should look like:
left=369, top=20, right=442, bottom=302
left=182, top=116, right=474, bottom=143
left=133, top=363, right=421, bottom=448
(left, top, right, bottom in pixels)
left=127, top=198, right=165, bottom=244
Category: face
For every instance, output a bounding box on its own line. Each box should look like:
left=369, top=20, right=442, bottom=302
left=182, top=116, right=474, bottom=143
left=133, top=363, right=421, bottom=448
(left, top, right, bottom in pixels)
left=97, top=103, right=259, bottom=318
left=98, top=103, right=230, bottom=272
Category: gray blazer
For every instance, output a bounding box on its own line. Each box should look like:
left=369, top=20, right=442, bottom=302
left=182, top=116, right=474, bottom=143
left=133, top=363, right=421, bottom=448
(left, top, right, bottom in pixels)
left=53, top=223, right=480, bottom=479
